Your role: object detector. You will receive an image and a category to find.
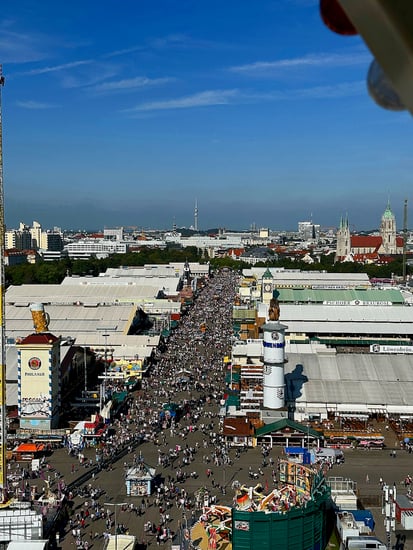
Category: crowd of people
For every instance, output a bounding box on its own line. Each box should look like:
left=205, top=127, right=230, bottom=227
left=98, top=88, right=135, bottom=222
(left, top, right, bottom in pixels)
left=62, top=268, right=241, bottom=547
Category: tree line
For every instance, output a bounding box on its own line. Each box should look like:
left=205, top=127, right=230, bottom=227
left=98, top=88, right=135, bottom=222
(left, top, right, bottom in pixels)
left=5, top=246, right=409, bottom=286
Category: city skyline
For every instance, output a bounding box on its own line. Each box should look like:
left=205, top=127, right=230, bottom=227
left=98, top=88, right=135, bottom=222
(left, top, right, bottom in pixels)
left=6, top=202, right=408, bottom=236
left=1, top=0, right=412, bottom=231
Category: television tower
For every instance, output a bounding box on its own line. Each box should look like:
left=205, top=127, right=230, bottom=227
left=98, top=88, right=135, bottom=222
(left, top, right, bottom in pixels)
left=194, top=200, right=198, bottom=232
left=0, top=66, right=6, bottom=496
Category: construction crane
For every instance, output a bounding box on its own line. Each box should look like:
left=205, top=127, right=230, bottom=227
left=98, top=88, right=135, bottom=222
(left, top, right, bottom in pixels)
left=403, top=199, right=408, bottom=285
left=0, top=65, right=6, bottom=498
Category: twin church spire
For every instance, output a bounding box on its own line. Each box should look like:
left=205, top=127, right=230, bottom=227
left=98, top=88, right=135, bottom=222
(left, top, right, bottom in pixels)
left=335, top=202, right=397, bottom=262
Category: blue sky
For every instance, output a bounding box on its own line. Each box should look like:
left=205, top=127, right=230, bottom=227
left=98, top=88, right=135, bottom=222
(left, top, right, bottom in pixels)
left=1, top=0, right=412, bottom=232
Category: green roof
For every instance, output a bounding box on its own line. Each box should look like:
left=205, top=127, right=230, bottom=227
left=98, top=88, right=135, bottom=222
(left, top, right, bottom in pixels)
left=226, top=394, right=240, bottom=407
left=255, top=418, right=322, bottom=439
left=276, top=287, right=404, bottom=304
left=262, top=268, right=273, bottom=279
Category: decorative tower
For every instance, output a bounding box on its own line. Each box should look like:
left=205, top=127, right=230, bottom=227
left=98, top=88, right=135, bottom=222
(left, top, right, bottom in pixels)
left=380, top=200, right=397, bottom=254
left=261, top=268, right=274, bottom=304
left=262, top=296, right=287, bottom=409
left=183, top=259, right=191, bottom=287
left=17, top=304, right=61, bottom=430
left=335, top=214, right=351, bottom=262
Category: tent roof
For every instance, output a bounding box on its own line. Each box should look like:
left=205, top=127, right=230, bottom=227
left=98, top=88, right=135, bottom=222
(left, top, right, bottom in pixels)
left=255, top=418, right=321, bottom=438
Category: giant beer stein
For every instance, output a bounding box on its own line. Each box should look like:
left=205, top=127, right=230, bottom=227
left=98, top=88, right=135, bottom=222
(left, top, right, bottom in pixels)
left=30, top=303, right=50, bottom=333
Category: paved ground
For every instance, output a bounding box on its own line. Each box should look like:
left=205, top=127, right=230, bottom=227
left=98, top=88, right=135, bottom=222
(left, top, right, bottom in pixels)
left=38, top=426, right=413, bottom=550
left=11, top=270, right=413, bottom=550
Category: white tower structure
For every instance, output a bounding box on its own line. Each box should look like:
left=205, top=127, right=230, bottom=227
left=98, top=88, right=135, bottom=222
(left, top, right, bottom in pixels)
left=262, top=298, right=287, bottom=409
left=194, top=200, right=198, bottom=232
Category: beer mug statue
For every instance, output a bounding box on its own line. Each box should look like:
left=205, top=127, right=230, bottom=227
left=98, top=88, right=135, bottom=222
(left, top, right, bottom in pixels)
left=30, top=303, right=50, bottom=333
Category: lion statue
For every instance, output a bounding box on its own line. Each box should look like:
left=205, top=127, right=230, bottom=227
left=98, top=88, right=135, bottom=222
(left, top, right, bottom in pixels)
left=268, top=298, right=280, bottom=321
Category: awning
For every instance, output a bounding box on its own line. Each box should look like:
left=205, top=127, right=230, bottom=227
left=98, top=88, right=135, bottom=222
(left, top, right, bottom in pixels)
left=336, top=404, right=368, bottom=413
left=32, top=437, right=63, bottom=443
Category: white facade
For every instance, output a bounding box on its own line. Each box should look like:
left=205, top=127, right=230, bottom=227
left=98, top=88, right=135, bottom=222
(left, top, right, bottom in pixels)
left=0, top=507, right=44, bottom=541
left=298, top=221, right=320, bottom=240
left=104, top=227, right=124, bottom=241
left=5, top=228, right=32, bottom=251
left=30, top=221, right=42, bottom=250
left=164, top=232, right=243, bottom=250
left=17, top=336, right=61, bottom=430
left=64, top=239, right=127, bottom=259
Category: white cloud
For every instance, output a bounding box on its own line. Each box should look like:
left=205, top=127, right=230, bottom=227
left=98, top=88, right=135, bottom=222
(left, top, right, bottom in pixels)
left=290, top=81, right=366, bottom=98
left=124, top=81, right=363, bottom=115
left=126, top=89, right=239, bottom=112
left=22, top=60, right=93, bottom=76
left=246, top=81, right=365, bottom=101
left=90, top=76, right=174, bottom=93
left=103, top=45, right=145, bottom=58
left=60, top=64, right=119, bottom=89
left=230, top=51, right=371, bottom=75
left=0, top=21, right=49, bottom=63
left=104, top=34, right=189, bottom=58
left=15, top=100, right=57, bottom=110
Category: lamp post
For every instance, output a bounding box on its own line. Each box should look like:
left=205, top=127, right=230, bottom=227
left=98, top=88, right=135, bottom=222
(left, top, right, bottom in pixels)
left=181, top=513, right=188, bottom=550
left=103, top=333, right=109, bottom=402
left=104, top=502, right=127, bottom=550
left=83, top=346, right=87, bottom=395
left=383, top=484, right=396, bottom=550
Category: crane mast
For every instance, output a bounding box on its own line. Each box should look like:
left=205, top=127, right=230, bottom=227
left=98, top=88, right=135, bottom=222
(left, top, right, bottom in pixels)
left=0, top=66, right=6, bottom=496
left=403, top=199, right=408, bottom=284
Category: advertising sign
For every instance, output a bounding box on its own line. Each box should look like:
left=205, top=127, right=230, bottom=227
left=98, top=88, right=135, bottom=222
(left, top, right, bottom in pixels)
left=370, top=344, right=413, bottom=354
left=19, top=349, right=51, bottom=419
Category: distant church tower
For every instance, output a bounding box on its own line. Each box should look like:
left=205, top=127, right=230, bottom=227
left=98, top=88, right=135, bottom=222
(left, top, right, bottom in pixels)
left=194, top=200, right=198, bottom=232
left=335, top=214, right=351, bottom=262
left=380, top=200, right=397, bottom=254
